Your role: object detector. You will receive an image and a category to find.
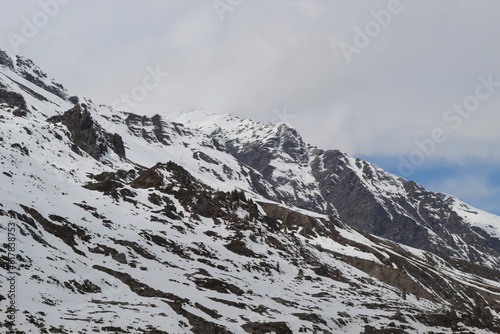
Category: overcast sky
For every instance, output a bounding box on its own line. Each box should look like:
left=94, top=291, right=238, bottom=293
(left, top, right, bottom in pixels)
left=1, top=0, right=499, bottom=214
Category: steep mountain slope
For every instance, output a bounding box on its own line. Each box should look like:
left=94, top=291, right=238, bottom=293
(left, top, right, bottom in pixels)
left=1, top=51, right=500, bottom=333
left=172, top=110, right=500, bottom=268
left=169, top=112, right=335, bottom=217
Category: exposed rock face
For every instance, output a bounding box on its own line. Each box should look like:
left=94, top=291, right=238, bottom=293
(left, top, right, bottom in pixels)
left=311, top=149, right=500, bottom=264
left=125, top=112, right=172, bottom=145
left=121, top=111, right=288, bottom=205
left=15, top=55, right=68, bottom=100
left=223, top=122, right=335, bottom=216
left=47, top=106, right=126, bottom=160
left=106, top=132, right=126, bottom=158
left=180, top=112, right=500, bottom=268
left=151, top=113, right=171, bottom=145
left=241, top=321, right=293, bottom=334
left=130, top=163, right=166, bottom=189
left=312, top=150, right=433, bottom=246
left=0, top=50, right=14, bottom=70
left=0, top=88, right=28, bottom=114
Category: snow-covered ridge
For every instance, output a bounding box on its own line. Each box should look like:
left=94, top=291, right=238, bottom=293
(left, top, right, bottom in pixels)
left=168, top=110, right=335, bottom=215
left=165, top=111, right=500, bottom=268
left=168, top=110, right=281, bottom=146
left=448, top=195, right=500, bottom=239
left=0, top=50, right=69, bottom=101
left=0, top=65, right=73, bottom=119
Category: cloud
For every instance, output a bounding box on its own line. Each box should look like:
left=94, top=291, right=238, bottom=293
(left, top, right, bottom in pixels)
left=432, top=176, right=493, bottom=200
left=0, top=0, right=499, bottom=165
left=427, top=174, right=500, bottom=214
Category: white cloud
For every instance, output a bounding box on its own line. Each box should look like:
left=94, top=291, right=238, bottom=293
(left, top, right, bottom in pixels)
left=0, top=0, right=499, bottom=163
left=430, top=175, right=494, bottom=200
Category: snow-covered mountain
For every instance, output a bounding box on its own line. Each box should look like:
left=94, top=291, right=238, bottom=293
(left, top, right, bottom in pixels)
left=1, top=50, right=500, bottom=333
left=168, top=110, right=500, bottom=268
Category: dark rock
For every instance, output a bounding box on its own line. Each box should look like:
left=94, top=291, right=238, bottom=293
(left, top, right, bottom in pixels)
left=47, top=106, right=126, bottom=160
left=193, top=151, right=219, bottom=165
left=10, top=143, right=29, bottom=156
left=94, top=265, right=232, bottom=334
left=68, top=95, right=79, bottom=105
left=292, top=313, right=327, bottom=325
left=140, top=231, right=190, bottom=259
left=0, top=50, right=14, bottom=70
left=63, top=279, right=101, bottom=294
left=112, top=239, right=156, bottom=260
left=194, top=302, right=222, bottom=319
left=208, top=297, right=247, bottom=309
left=93, top=265, right=184, bottom=300
left=106, top=132, right=126, bottom=158
left=88, top=244, right=127, bottom=264
left=21, top=205, right=89, bottom=257
left=363, top=325, right=407, bottom=334
left=0, top=88, right=28, bottom=113
left=130, top=163, right=165, bottom=188
left=224, top=124, right=333, bottom=215
left=100, top=326, right=126, bottom=333
left=125, top=113, right=171, bottom=145
left=311, top=150, right=500, bottom=266
left=224, top=239, right=260, bottom=258
left=151, top=114, right=171, bottom=145
left=83, top=170, right=137, bottom=200
left=15, top=55, right=67, bottom=100
left=241, top=321, right=293, bottom=334
left=192, top=277, right=244, bottom=295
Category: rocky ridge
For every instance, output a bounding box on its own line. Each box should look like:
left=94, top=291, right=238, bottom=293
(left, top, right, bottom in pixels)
left=172, top=110, right=500, bottom=268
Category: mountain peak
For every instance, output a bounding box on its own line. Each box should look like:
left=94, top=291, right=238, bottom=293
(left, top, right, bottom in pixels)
left=0, top=49, right=69, bottom=102
left=0, top=49, right=14, bottom=70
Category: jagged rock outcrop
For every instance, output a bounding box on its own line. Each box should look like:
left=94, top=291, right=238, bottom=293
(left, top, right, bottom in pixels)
left=0, top=88, right=28, bottom=115
left=0, top=50, right=14, bottom=70
left=175, top=111, right=500, bottom=268
left=311, top=149, right=500, bottom=265
left=47, top=106, right=126, bottom=160
left=14, top=55, right=67, bottom=100
left=219, top=121, right=336, bottom=216
left=125, top=112, right=172, bottom=145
